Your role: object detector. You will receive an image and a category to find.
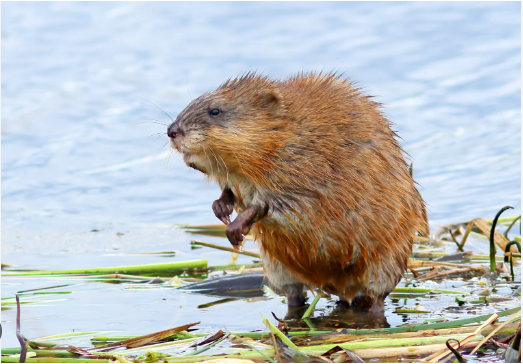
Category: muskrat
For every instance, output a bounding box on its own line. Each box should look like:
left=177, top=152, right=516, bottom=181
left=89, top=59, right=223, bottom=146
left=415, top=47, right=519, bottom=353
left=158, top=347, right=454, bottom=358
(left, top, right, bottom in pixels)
left=168, top=72, right=428, bottom=312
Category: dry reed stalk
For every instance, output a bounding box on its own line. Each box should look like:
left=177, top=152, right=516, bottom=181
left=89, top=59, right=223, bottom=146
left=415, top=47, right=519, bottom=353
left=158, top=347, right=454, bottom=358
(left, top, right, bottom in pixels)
left=349, top=341, right=479, bottom=360
left=469, top=310, right=521, bottom=355
left=416, top=267, right=485, bottom=281
left=302, top=321, right=521, bottom=346
left=191, top=240, right=260, bottom=258
left=407, top=260, right=473, bottom=268
left=423, top=313, right=498, bottom=362
left=458, top=217, right=517, bottom=253
left=414, top=236, right=447, bottom=247
left=88, top=322, right=200, bottom=351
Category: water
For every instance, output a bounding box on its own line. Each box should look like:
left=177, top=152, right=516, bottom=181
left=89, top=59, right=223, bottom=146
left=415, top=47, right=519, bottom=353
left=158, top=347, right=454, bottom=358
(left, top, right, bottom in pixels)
left=1, top=1, right=521, bottom=353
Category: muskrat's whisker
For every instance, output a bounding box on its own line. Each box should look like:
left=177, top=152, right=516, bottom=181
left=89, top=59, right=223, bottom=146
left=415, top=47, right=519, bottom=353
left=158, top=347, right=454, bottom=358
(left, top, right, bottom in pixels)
left=202, top=147, right=216, bottom=176
left=207, top=147, right=224, bottom=179
left=137, top=119, right=170, bottom=127
left=215, top=149, right=229, bottom=183
left=154, top=141, right=169, bottom=161
left=164, top=149, right=173, bottom=172
left=208, top=145, right=230, bottom=184
left=217, top=154, right=230, bottom=184
left=147, top=132, right=167, bottom=139
left=140, top=98, right=176, bottom=124
left=186, top=73, right=193, bottom=101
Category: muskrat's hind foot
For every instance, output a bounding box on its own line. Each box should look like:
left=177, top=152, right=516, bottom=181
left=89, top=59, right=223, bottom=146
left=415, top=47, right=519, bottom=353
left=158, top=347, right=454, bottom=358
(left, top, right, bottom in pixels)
left=350, top=295, right=374, bottom=312
left=349, top=294, right=387, bottom=314
left=287, top=293, right=306, bottom=306
left=336, top=299, right=351, bottom=308
left=260, top=248, right=308, bottom=307
left=368, top=295, right=386, bottom=314
left=285, top=284, right=306, bottom=306
left=284, top=305, right=309, bottom=320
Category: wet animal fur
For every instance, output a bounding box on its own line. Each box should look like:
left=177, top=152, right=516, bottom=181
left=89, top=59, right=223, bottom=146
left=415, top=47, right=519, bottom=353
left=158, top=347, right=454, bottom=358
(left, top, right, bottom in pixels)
left=171, top=72, right=428, bottom=303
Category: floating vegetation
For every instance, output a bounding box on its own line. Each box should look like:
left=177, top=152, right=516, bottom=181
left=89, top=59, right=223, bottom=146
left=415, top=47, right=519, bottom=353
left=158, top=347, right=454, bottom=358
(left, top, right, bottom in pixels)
left=2, top=309, right=520, bottom=363
left=2, top=208, right=521, bottom=362
left=2, top=260, right=208, bottom=277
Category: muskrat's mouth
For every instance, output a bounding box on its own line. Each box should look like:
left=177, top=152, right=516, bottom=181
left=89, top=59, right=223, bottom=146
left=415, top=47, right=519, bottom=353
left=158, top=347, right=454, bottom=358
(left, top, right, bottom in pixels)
left=188, top=163, right=205, bottom=173
left=183, top=153, right=206, bottom=174
left=182, top=153, right=193, bottom=164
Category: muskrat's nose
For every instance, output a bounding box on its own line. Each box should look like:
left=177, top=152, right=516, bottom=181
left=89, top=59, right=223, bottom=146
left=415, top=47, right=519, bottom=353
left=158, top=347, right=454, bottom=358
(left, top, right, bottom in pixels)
left=167, top=123, right=180, bottom=139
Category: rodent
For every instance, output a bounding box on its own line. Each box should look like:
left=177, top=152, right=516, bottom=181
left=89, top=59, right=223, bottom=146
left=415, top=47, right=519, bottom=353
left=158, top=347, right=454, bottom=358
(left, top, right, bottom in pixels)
left=167, top=72, right=428, bottom=312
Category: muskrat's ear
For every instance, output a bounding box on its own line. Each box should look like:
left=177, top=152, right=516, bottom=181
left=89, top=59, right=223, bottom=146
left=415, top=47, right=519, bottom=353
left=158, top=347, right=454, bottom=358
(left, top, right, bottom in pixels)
left=252, top=89, right=286, bottom=116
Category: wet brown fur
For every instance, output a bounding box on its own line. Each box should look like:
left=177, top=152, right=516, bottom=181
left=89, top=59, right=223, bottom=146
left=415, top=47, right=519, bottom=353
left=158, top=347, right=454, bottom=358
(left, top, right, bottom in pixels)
left=174, top=72, right=428, bottom=302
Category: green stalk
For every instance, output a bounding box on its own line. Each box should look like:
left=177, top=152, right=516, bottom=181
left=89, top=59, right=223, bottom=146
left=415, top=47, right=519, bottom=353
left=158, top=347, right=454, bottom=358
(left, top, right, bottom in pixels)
left=1, top=349, right=24, bottom=355
left=23, top=350, right=77, bottom=358
left=0, top=349, right=129, bottom=357
left=1, top=260, right=208, bottom=276
left=301, top=294, right=321, bottom=319
left=490, top=206, right=513, bottom=273
left=0, top=357, right=110, bottom=363
left=302, top=318, right=316, bottom=330
left=504, top=216, right=521, bottom=239
left=2, top=300, right=46, bottom=306
left=261, top=315, right=299, bottom=350
left=0, top=350, right=125, bottom=358
left=504, top=240, right=521, bottom=281
left=485, top=216, right=519, bottom=224
left=395, top=308, right=431, bottom=314
left=35, top=332, right=108, bottom=341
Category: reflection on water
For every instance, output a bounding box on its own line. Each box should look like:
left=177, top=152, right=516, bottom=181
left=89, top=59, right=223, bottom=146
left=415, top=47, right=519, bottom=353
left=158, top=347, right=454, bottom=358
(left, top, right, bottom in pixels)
left=285, top=303, right=390, bottom=330
left=1, top=0, right=521, bottom=350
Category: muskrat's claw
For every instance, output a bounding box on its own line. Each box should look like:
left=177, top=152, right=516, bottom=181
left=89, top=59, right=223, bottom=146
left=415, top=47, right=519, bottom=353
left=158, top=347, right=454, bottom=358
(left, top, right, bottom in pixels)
left=212, top=199, right=233, bottom=225
left=225, top=215, right=252, bottom=248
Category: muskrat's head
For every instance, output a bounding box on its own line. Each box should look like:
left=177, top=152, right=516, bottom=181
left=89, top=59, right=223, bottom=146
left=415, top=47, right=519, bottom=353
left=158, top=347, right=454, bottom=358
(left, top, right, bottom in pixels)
left=168, top=74, right=287, bottom=177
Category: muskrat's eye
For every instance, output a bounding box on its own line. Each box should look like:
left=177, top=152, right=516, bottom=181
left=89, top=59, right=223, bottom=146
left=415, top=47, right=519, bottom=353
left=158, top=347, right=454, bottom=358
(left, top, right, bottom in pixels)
left=210, top=108, right=220, bottom=116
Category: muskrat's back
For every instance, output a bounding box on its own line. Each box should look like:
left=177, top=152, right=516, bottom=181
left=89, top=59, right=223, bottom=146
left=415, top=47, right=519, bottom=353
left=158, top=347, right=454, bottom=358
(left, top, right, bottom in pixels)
left=168, top=72, right=428, bottom=311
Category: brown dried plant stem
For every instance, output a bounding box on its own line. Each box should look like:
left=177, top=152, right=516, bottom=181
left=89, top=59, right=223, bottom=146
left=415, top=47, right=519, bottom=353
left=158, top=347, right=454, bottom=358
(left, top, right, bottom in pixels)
left=423, top=312, right=499, bottom=362
left=191, top=240, right=261, bottom=258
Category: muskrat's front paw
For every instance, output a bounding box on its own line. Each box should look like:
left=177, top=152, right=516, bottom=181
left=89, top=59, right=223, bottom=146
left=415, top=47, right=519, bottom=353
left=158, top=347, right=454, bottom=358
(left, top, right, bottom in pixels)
left=212, top=199, right=233, bottom=225
left=225, top=218, right=250, bottom=248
